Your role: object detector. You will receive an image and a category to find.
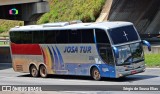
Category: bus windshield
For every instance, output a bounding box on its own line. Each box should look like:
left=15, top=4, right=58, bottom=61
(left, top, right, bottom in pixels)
left=108, top=25, right=139, bottom=44
left=116, top=42, right=144, bottom=66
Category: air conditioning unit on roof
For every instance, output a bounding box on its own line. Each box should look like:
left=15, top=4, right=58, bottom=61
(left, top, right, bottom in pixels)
left=43, top=20, right=83, bottom=27
left=43, top=22, right=69, bottom=27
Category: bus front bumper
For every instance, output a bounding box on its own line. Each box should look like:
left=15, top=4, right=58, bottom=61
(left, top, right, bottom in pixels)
left=116, top=67, right=145, bottom=78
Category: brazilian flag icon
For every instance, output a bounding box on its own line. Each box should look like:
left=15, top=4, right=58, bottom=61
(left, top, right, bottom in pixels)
left=9, top=8, right=19, bottom=15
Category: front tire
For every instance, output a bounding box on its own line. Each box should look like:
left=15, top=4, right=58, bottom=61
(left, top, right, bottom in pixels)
left=39, top=65, right=47, bottom=78
left=30, top=65, right=39, bottom=77
left=91, top=67, right=101, bottom=80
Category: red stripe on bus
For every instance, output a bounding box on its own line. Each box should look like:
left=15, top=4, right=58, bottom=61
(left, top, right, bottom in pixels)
left=41, top=47, right=46, bottom=64
left=11, top=43, right=42, bottom=55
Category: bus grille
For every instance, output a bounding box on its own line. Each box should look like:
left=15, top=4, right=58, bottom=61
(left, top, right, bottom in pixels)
left=16, top=65, right=23, bottom=71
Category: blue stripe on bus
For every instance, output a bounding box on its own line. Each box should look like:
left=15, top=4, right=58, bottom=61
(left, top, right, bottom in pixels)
left=55, top=46, right=64, bottom=70
left=48, top=46, right=54, bottom=69
left=93, top=30, right=97, bottom=43
left=52, top=47, right=59, bottom=70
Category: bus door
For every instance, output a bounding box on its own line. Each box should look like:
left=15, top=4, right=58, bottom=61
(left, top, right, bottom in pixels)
left=95, top=29, right=115, bottom=77
left=99, top=45, right=115, bottom=77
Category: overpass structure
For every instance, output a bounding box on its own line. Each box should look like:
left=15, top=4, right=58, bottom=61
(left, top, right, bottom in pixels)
left=0, top=0, right=47, bottom=5
left=97, top=0, right=160, bottom=40
left=0, top=0, right=49, bottom=25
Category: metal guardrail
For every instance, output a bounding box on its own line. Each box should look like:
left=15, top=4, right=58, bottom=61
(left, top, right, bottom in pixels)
left=0, top=37, right=9, bottom=45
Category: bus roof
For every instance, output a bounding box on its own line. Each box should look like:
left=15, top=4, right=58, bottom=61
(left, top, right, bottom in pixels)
left=10, top=21, right=133, bottom=31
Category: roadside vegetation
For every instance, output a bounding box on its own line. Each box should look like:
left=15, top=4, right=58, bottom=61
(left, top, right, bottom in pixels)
left=0, top=20, right=23, bottom=36
left=38, top=0, right=106, bottom=24
left=145, top=54, right=160, bottom=68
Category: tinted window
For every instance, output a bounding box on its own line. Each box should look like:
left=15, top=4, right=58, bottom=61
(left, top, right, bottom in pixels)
left=44, top=31, right=56, bottom=43
left=10, top=31, right=21, bottom=43
left=56, top=30, right=68, bottom=43
left=21, top=31, right=32, bottom=43
left=81, top=29, right=94, bottom=43
left=108, top=25, right=139, bottom=44
left=95, top=29, right=113, bottom=64
left=69, top=30, right=81, bottom=43
left=33, top=31, right=44, bottom=43
left=98, top=45, right=114, bottom=64
left=96, top=29, right=110, bottom=44
left=10, top=29, right=95, bottom=44
left=10, top=31, right=33, bottom=44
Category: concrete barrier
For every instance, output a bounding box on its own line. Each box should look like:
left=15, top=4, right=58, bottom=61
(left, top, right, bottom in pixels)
left=143, top=45, right=160, bottom=54
left=106, top=0, right=160, bottom=38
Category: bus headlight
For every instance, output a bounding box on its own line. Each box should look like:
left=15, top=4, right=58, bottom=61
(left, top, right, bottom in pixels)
left=118, top=73, right=123, bottom=77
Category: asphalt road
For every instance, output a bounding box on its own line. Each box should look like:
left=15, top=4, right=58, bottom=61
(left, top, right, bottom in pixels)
left=0, top=63, right=160, bottom=94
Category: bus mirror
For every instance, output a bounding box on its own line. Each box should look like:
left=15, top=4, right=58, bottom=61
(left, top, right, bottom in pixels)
left=112, top=46, right=119, bottom=58
left=142, top=40, right=151, bottom=51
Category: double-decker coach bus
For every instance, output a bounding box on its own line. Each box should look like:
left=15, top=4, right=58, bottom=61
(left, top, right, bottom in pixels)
left=9, top=21, right=151, bottom=80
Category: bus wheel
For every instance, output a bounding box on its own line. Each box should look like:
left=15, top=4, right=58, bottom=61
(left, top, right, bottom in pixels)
left=39, top=65, right=47, bottom=78
left=30, top=65, right=39, bottom=77
left=91, top=67, right=101, bottom=80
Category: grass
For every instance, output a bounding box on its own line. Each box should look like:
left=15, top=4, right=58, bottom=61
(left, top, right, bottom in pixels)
left=145, top=54, right=160, bottom=68
left=0, top=19, right=23, bottom=34
left=38, top=0, right=106, bottom=24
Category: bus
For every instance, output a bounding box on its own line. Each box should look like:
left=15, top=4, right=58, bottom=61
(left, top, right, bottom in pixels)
left=9, top=21, right=151, bottom=80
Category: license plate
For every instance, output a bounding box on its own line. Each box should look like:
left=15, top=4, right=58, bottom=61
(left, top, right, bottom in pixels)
left=131, top=70, right=137, bottom=74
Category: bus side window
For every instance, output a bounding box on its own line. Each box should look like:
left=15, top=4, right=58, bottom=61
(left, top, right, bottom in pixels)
left=81, top=29, right=94, bottom=43
left=95, top=29, right=110, bottom=44
left=95, top=29, right=114, bottom=65
left=21, top=31, right=32, bottom=44
left=33, top=31, right=44, bottom=44
left=68, top=30, right=81, bottom=43
left=44, top=31, right=56, bottom=43
left=10, top=32, right=21, bottom=44
left=56, top=30, right=69, bottom=44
